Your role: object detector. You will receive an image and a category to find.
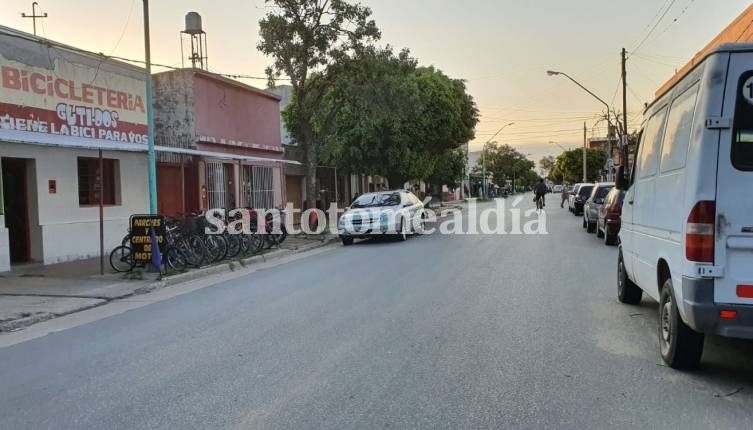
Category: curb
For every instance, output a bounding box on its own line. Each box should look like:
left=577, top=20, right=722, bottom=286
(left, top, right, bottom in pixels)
left=0, top=235, right=338, bottom=333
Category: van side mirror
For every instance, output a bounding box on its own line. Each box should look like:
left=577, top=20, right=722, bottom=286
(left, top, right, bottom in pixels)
left=615, top=166, right=628, bottom=190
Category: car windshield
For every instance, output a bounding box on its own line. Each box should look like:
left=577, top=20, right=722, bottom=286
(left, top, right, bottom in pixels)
left=579, top=186, right=594, bottom=197
left=596, top=186, right=613, bottom=199
left=351, top=193, right=401, bottom=208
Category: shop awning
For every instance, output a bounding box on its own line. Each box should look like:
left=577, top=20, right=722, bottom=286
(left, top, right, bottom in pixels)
left=0, top=129, right=301, bottom=165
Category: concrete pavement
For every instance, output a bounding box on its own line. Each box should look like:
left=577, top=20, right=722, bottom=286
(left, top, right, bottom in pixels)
left=0, top=198, right=752, bottom=429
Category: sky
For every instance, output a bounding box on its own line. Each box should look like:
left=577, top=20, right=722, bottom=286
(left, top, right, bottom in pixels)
left=2, top=0, right=752, bottom=164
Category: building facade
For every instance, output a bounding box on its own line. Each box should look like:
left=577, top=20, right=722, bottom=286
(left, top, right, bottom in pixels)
left=0, top=26, right=149, bottom=271
left=152, top=69, right=287, bottom=216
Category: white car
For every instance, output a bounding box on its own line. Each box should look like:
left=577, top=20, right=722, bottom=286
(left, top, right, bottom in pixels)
left=553, top=185, right=564, bottom=194
left=338, top=191, right=425, bottom=245
left=618, top=43, right=753, bottom=369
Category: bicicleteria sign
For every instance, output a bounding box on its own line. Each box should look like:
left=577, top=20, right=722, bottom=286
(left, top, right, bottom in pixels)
left=0, top=50, right=148, bottom=145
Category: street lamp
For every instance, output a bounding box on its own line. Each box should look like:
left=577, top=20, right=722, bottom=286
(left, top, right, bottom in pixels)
left=547, top=70, right=615, bottom=181
left=548, top=141, right=570, bottom=151
left=481, top=122, right=514, bottom=198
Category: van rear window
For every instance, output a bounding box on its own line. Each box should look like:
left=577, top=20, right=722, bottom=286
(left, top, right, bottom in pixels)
left=733, top=71, right=753, bottom=171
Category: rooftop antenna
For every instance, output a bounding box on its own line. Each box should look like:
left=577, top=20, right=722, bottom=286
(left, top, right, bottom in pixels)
left=21, top=2, right=48, bottom=36
left=180, top=12, right=208, bottom=70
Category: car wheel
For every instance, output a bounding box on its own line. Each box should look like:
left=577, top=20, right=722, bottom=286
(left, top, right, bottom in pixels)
left=659, top=278, right=705, bottom=369
left=596, top=222, right=605, bottom=238
left=617, top=250, right=642, bottom=304
left=605, top=229, right=618, bottom=246
left=582, top=217, right=588, bottom=229
left=340, top=236, right=354, bottom=246
left=586, top=219, right=596, bottom=234
left=397, top=219, right=407, bottom=242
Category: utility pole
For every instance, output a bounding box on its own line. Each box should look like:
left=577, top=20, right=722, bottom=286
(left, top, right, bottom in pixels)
left=621, top=47, right=629, bottom=173
left=583, top=122, right=588, bottom=182
left=21, top=2, right=47, bottom=36
left=143, top=0, right=158, bottom=214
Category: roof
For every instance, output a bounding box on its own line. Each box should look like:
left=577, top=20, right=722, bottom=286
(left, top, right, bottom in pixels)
left=649, top=43, right=753, bottom=111
left=655, top=3, right=753, bottom=98
left=153, top=68, right=281, bottom=101
left=0, top=24, right=145, bottom=75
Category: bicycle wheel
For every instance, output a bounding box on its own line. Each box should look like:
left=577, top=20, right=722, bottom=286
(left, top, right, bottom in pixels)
left=166, top=246, right=187, bottom=271
left=183, top=235, right=207, bottom=267
left=224, top=233, right=242, bottom=259
left=109, top=246, right=135, bottom=273
left=246, top=231, right=265, bottom=254
left=204, top=234, right=228, bottom=262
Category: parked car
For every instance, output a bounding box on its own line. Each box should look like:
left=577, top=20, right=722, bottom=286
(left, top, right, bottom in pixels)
left=597, top=187, right=626, bottom=246
left=553, top=185, right=564, bottom=193
left=583, top=183, right=615, bottom=233
left=571, top=183, right=594, bottom=216
left=338, top=190, right=425, bottom=245
left=618, top=44, right=753, bottom=369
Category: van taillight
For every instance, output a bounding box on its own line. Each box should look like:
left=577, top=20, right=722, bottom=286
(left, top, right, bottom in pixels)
left=686, top=201, right=716, bottom=263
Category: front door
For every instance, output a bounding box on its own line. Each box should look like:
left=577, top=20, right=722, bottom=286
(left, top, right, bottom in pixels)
left=1, top=158, right=30, bottom=263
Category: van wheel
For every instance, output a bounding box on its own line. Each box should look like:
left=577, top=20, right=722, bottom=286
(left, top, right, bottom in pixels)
left=659, top=278, right=705, bottom=369
left=341, top=236, right=354, bottom=246
left=617, top=250, right=642, bottom=304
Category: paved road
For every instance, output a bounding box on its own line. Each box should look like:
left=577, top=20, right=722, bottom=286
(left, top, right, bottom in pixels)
left=1, top=197, right=752, bottom=429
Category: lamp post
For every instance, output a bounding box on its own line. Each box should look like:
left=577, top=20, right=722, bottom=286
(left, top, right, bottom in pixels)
left=547, top=70, right=615, bottom=181
left=481, top=122, right=514, bottom=198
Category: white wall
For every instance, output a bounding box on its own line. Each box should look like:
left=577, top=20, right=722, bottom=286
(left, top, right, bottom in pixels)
left=0, top=143, right=149, bottom=268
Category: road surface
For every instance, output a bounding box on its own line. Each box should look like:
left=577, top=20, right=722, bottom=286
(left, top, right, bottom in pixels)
left=1, top=197, right=752, bottom=429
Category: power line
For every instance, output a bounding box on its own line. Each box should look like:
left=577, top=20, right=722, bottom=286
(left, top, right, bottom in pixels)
left=630, top=0, right=678, bottom=56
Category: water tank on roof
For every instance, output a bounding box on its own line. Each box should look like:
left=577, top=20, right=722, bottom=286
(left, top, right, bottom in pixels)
left=184, top=12, right=203, bottom=35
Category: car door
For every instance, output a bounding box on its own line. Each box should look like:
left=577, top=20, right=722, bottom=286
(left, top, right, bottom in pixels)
left=714, top=53, right=753, bottom=306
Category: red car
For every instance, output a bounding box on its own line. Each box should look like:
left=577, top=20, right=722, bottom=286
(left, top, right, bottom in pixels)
left=596, top=187, right=626, bottom=246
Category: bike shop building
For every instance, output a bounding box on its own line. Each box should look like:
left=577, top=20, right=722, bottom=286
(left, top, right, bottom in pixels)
left=0, top=25, right=151, bottom=272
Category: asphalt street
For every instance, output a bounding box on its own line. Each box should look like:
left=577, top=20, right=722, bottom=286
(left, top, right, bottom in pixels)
left=1, top=197, right=752, bottom=429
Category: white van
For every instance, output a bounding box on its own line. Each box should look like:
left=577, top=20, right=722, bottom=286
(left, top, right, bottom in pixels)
left=617, top=44, right=753, bottom=369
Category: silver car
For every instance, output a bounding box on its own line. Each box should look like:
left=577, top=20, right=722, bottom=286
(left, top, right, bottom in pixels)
left=583, top=182, right=615, bottom=234
left=338, top=190, right=425, bottom=245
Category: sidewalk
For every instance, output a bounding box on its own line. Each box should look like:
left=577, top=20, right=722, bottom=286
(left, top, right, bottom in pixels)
left=0, top=233, right=337, bottom=333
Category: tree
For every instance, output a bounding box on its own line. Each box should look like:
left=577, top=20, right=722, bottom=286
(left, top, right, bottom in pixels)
left=258, top=0, right=380, bottom=210
left=481, top=143, right=535, bottom=189
left=551, top=148, right=607, bottom=183
left=539, top=155, right=556, bottom=178
left=427, top=148, right=467, bottom=190
left=316, top=47, right=478, bottom=187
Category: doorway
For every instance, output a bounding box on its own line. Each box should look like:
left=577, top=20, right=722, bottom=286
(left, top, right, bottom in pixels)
left=2, top=158, right=31, bottom=263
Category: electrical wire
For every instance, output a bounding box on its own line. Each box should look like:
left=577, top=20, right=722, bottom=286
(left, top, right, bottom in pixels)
left=630, top=0, right=678, bottom=57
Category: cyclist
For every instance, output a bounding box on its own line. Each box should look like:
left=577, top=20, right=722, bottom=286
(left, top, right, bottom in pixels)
left=534, top=178, right=548, bottom=208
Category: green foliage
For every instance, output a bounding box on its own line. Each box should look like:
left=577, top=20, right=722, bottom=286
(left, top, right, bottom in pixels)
left=479, top=143, right=535, bottom=187
left=427, top=148, right=468, bottom=190
left=258, top=0, right=381, bottom=202
left=539, top=155, right=556, bottom=178
left=313, top=46, right=478, bottom=186
left=550, top=148, right=608, bottom=183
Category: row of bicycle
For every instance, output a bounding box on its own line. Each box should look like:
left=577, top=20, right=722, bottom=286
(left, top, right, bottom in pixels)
left=109, top=209, right=288, bottom=273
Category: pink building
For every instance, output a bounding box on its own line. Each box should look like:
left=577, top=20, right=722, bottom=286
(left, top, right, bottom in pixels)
left=153, top=69, right=289, bottom=215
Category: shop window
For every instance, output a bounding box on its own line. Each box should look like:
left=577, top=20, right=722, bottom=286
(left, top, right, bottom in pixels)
left=78, top=157, right=119, bottom=206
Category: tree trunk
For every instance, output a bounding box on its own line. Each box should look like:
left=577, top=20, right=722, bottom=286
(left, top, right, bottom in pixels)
left=304, top=138, right=318, bottom=211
